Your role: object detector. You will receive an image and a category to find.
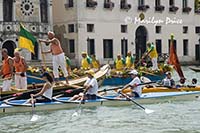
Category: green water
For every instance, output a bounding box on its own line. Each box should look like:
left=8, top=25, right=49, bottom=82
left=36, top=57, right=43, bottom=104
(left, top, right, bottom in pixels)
left=0, top=66, right=200, bottom=133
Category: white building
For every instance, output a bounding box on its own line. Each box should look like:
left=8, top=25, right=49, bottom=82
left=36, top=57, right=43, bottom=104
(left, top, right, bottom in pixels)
left=53, top=0, right=200, bottom=66
left=0, top=0, right=53, bottom=62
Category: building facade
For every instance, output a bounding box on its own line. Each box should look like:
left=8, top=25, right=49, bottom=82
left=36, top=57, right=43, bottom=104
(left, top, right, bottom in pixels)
left=53, top=0, right=200, bottom=66
left=0, top=0, right=53, bottom=62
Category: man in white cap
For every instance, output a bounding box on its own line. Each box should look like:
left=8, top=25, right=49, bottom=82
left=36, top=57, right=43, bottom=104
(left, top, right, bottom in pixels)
left=39, top=31, right=69, bottom=84
left=120, top=70, right=142, bottom=97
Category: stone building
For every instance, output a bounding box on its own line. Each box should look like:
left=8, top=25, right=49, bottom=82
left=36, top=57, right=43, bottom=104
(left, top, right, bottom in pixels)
left=53, top=0, right=200, bottom=66
left=0, top=0, right=53, bottom=62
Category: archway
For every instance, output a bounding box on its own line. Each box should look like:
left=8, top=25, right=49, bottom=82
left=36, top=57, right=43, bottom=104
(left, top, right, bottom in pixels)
left=135, top=26, right=148, bottom=59
left=2, top=40, right=16, bottom=57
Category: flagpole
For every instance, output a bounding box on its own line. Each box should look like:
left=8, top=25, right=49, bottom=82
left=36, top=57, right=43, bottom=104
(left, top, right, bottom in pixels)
left=39, top=41, right=47, bottom=68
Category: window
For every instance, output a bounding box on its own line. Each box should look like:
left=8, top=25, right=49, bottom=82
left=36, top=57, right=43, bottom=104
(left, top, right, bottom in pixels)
left=183, top=26, right=188, bottom=34
left=168, top=39, right=177, bottom=53
left=121, top=25, right=127, bottom=33
left=69, top=39, right=75, bottom=53
left=138, top=0, right=144, bottom=6
left=68, top=24, right=75, bottom=33
left=3, top=0, right=13, bottom=22
left=155, top=39, right=162, bottom=54
left=155, top=0, right=161, bottom=6
left=68, top=0, right=74, bottom=7
left=195, top=26, right=200, bottom=34
left=155, top=26, right=161, bottom=34
left=169, top=0, right=174, bottom=6
left=121, top=39, right=128, bottom=57
left=183, top=39, right=188, bottom=56
left=183, top=0, right=187, bottom=8
left=87, top=39, right=95, bottom=55
left=40, top=0, right=48, bottom=23
left=103, top=39, right=113, bottom=58
left=87, top=24, right=94, bottom=32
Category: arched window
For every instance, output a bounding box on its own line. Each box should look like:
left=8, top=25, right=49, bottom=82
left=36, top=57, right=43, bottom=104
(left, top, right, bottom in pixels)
left=40, top=0, right=48, bottom=23
left=3, top=0, right=13, bottom=22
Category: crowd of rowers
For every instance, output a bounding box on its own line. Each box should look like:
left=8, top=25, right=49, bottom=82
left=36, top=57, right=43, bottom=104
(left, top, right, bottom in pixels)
left=0, top=31, right=197, bottom=104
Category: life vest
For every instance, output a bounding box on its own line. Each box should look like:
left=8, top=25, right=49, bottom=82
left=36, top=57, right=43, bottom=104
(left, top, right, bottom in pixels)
left=50, top=38, right=63, bottom=55
left=115, top=58, right=125, bottom=70
left=81, top=56, right=91, bottom=70
left=147, top=44, right=158, bottom=58
left=2, top=56, right=12, bottom=78
left=92, top=59, right=99, bottom=69
left=126, top=56, right=134, bottom=68
left=13, top=57, right=26, bottom=73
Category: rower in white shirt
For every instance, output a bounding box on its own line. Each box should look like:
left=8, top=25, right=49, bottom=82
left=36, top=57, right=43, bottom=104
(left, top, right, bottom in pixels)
left=120, top=70, right=142, bottom=97
left=70, top=70, right=98, bottom=101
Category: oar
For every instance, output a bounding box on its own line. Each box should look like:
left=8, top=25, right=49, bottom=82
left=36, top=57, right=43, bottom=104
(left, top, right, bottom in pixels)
left=118, top=91, right=154, bottom=114
left=39, top=41, right=47, bottom=68
left=71, top=93, right=85, bottom=117
left=30, top=96, right=39, bottom=122
left=98, top=81, right=159, bottom=93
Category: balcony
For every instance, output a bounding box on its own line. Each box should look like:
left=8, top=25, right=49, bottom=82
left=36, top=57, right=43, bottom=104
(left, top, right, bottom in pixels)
left=138, top=5, right=150, bottom=11
left=169, top=6, right=179, bottom=12
left=86, top=0, right=98, bottom=8
left=155, top=5, right=165, bottom=12
left=104, top=2, right=115, bottom=10
left=182, top=7, right=192, bottom=13
left=120, top=3, right=131, bottom=11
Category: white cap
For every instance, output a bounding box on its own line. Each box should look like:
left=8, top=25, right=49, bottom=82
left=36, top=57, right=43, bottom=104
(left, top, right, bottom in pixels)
left=129, top=70, right=138, bottom=75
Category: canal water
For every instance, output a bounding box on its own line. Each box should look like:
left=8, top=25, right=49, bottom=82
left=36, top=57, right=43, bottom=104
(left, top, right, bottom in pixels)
left=0, top=66, right=200, bottom=133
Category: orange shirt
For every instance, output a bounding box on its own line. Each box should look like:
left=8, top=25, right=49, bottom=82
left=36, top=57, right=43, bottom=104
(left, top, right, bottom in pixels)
left=50, top=38, right=63, bottom=55
left=13, top=57, right=26, bottom=73
left=2, top=56, right=12, bottom=78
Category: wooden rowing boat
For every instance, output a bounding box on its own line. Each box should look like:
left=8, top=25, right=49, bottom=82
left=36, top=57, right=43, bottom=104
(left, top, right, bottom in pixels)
left=119, top=86, right=200, bottom=94
left=1, top=91, right=200, bottom=114
left=0, top=64, right=110, bottom=97
left=189, top=66, right=200, bottom=72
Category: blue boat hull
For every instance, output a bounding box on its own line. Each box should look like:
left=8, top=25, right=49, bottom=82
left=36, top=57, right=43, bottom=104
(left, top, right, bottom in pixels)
left=102, top=74, right=165, bottom=86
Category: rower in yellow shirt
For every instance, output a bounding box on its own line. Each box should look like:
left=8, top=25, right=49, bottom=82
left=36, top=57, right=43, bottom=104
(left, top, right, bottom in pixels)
left=143, top=42, right=158, bottom=70
left=91, top=55, right=100, bottom=70
left=126, top=51, right=135, bottom=69
left=81, top=52, right=92, bottom=70
left=114, top=54, right=125, bottom=71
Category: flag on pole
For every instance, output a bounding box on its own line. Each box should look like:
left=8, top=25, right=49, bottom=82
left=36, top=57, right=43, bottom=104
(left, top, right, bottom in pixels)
left=18, top=23, right=37, bottom=54
left=168, top=34, right=185, bottom=79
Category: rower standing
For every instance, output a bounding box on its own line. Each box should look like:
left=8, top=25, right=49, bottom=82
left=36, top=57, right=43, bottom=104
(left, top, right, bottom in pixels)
left=81, top=52, right=92, bottom=70
left=120, top=70, right=142, bottom=97
left=91, top=55, right=100, bottom=70
left=0, top=49, right=13, bottom=92
left=30, top=72, right=53, bottom=103
left=144, top=42, right=158, bottom=70
left=39, top=31, right=69, bottom=84
left=70, top=70, right=98, bottom=101
left=13, top=50, right=28, bottom=90
left=114, top=54, right=125, bottom=71
left=125, top=51, right=135, bottom=69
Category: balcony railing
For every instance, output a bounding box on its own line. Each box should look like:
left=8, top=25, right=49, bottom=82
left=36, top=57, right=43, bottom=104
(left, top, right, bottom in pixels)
left=104, top=1, right=115, bottom=10
left=169, top=5, right=179, bottom=12
left=86, top=0, right=98, bottom=8
left=120, top=3, right=131, bottom=11
left=138, top=5, right=150, bottom=11
left=155, top=5, right=165, bottom=12
left=182, top=7, right=192, bottom=13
